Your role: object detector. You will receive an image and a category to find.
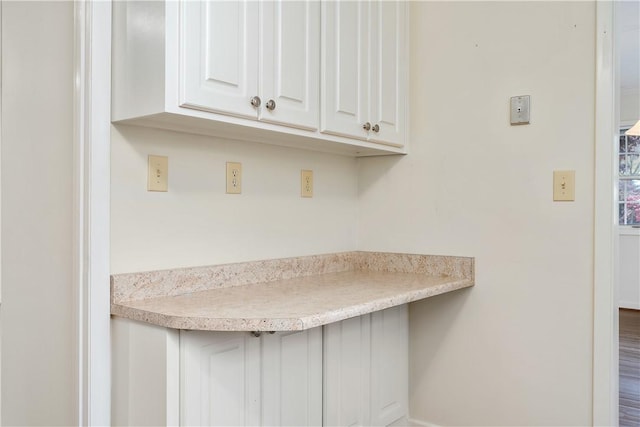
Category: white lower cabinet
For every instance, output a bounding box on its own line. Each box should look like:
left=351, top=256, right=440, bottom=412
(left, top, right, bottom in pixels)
left=370, top=306, right=409, bottom=426
left=262, top=330, right=323, bottom=426
left=324, top=305, right=409, bottom=427
left=181, top=328, right=323, bottom=426
left=180, top=331, right=261, bottom=426
left=112, top=305, right=407, bottom=426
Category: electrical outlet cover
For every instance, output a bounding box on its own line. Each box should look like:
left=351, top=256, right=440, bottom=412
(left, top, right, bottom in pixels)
left=226, top=162, right=242, bottom=194
left=301, top=170, right=313, bottom=198
left=148, top=155, right=168, bottom=192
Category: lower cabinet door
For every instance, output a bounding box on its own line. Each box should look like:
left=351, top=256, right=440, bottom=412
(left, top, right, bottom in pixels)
left=181, top=328, right=323, bottom=427
left=180, top=310, right=404, bottom=427
left=180, top=331, right=261, bottom=426
left=324, top=305, right=409, bottom=427
left=370, top=305, right=409, bottom=426
left=323, top=314, right=371, bottom=426
left=262, top=328, right=323, bottom=426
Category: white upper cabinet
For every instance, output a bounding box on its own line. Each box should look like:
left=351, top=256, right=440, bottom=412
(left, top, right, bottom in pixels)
left=321, top=1, right=369, bottom=141
left=322, top=0, right=407, bottom=147
left=181, top=1, right=260, bottom=120
left=260, top=1, right=320, bottom=130
left=368, top=1, right=407, bottom=146
left=112, top=0, right=407, bottom=156
left=181, top=0, right=319, bottom=130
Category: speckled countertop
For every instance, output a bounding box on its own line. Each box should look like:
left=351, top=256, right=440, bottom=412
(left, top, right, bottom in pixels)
left=111, top=251, right=474, bottom=331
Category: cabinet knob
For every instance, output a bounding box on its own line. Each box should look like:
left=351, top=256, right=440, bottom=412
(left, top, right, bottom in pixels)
left=362, top=122, right=371, bottom=131
left=250, top=96, right=261, bottom=108
left=250, top=331, right=275, bottom=337
left=265, top=99, right=276, bottom=111
left=372, top=124, right=380, bottom=133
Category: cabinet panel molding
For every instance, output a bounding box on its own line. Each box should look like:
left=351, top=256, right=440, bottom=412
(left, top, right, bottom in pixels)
left=324, top=305, right=409, bottom=427
left=323, top=315, right=371, bottom=426
left=368, top=0, right=407, bottom=146
left=370, top=305, right=409, bottom=426
left=260, top=0, right=320, bottom=130
left=321, top=0, right=369, bottom=140
left=181, top=0, right=259, bottom=118
left=321, top=0, right=407, bottom=147
left=181, top=331, right=261, bottom=426
left=263, top=329, right=323, bottom=426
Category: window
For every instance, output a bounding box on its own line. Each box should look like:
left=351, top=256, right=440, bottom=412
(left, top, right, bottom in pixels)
left=619, top=128, right=640, bottom=225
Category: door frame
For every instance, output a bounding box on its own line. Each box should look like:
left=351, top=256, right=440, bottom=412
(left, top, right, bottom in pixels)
left=593, top=1, right=618, bottom=425
left=73, top=1, right=111, bottom=424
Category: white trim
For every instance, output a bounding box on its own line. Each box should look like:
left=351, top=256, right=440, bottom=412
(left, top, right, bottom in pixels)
left=0, top=1, right=3, bottom=422
left=407, top=418, right=442, bottom=427
left=593, top=1, right=618, bottom=426
left=618, top=226, right=640, bottom=236
left=73, top=1, right=111, bottom=425
left=619, top=301, right=640, bottom=310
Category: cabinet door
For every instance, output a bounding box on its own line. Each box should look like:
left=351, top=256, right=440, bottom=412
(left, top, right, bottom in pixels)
left=180, top=331, right=261, bottom=427
left=181, top=0, right=259, bottom=119
left=262, top=328, right=323, bottom=426
left=370, top=305, right=409, bottom=426
left=368, top=0, right=407, bottom=147
left=323, top=315, right=372, bottom=427
left=260, top=0, right=320, bottom=130
left=321, top=0, right=369, bottom=140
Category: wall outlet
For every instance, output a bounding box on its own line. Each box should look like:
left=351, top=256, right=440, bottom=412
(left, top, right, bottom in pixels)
left=147, top=155, right=168, bottom=192
left=226, top=162, right=242, bottom=194
left=301, top=170, right=313, bottom=198
left=553, top=170, right=575, bottom=201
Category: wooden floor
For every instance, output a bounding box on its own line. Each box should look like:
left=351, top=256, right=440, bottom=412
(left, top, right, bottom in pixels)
left=620, top=309, right=640, bottom=427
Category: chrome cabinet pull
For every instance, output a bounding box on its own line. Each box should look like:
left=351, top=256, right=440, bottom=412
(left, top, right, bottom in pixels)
left=250, top=96, right=261, bottom=108
left=372, top=124, right=380, bottom=133
left=362, top=122, right=371, bottom=131
left=265, top=99, right=276, bottom=111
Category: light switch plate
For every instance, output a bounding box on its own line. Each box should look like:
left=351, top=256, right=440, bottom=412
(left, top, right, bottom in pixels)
left=510, top=95, right=530, bottom=125
left=147, top=155, right=168, bottom=192
left=301, top=170, right=313, bottom=198
left=553, top=170, right=575, bottom=201
left=226, top=162, right=242, bottom=194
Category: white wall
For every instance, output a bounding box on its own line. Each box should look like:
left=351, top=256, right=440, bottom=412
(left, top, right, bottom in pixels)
left=620, top=230, right=640, bottom=309
left=1, top=1, right=76, bottom=425
left=621, top=90, right=639, bottom=125
left=358, top=2, right=595, bottom=425
left=619, top=0, right=639, bottom=124
left=111, top=125, right=358, bottom=274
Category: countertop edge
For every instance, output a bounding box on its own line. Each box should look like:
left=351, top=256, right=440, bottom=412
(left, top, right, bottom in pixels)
left=300, top=278, right=474, bottom=330
left=112, top=278, right=474, bottom=332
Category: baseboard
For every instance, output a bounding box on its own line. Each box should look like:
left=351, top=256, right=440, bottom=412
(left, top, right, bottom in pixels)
left=619, top=301, right=640, bottom=310
left=407, top=418, right=442, bottom=427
